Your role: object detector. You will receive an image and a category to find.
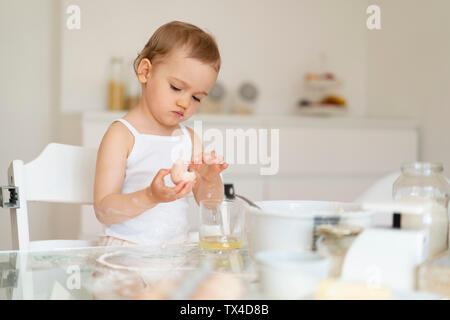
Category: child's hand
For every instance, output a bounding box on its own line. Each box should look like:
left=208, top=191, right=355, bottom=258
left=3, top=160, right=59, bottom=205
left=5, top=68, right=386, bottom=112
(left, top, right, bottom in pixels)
left=147, top=169, right=196, bottom=203
left=188, top=150, right=229, bottom=182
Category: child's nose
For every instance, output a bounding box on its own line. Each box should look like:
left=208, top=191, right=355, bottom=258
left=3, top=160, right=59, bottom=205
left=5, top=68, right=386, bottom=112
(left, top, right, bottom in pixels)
left=176, top=97, right=189, bottom=109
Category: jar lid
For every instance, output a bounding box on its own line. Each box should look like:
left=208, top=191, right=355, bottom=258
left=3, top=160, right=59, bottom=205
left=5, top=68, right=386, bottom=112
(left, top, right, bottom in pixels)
left=316, top=224, right=363, bottom=238
left=401, top=162, right=444, bottom=174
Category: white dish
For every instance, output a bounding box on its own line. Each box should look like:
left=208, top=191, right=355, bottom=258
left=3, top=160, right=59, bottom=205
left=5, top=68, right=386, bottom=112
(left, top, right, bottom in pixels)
left=246, top=200, right=373, bottom=259
left=255, top=250, right=329, bottom=299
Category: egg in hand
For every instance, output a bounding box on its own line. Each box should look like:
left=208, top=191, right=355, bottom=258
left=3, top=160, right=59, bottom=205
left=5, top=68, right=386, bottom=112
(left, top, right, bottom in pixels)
left=170, top=159, right=196, bottom=184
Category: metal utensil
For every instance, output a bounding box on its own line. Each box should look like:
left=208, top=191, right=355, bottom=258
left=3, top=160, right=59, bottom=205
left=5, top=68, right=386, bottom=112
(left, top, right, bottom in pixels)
left=224, top=183, right=261, bottom=209
left=235, top=194, right=261, bottom=210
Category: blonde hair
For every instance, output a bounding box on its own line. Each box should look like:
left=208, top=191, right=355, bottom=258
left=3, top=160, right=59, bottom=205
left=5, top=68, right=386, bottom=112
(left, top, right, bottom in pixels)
left=133, top=21, right=221, bottom=76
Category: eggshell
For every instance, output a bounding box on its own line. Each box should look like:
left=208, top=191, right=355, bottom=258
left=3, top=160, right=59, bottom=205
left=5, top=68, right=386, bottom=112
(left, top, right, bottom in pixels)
left=170, top=159, right=196, bottom=184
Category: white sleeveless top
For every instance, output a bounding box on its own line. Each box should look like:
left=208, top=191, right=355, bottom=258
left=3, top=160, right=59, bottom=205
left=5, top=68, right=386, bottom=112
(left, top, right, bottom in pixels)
left=104, top=119, right=193, bottom=245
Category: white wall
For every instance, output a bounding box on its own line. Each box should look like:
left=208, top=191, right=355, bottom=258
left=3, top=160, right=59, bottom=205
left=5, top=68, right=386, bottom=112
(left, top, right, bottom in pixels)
left=60, top=0, right=368, bottom=116
left=0, top=0, right=60, bottom=249
left=366, top=0, right=450, bottom=175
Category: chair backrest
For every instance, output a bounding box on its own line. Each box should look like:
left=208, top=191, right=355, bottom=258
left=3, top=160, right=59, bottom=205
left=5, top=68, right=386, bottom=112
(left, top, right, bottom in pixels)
left=7, top=143, right=98, bottom=250
left=24, top=143, right=97, bottom=204
left=354, top=172, right=400, bottom=203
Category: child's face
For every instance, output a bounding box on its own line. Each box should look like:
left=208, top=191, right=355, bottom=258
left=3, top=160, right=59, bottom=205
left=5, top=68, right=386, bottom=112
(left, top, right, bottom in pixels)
left=138, top=48, right=218, bottom=127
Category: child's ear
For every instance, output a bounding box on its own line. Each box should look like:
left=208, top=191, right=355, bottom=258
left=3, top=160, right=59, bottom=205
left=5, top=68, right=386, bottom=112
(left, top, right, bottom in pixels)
left=137, top=58, right=152, bottom=84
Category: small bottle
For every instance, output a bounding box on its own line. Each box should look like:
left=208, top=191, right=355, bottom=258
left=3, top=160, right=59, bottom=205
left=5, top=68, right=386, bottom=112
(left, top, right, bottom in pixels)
left=124, top=58, right=141, bottom=110
left=125, top=79, right=140, bottom=110
left=107, top=57, right=125, bottom=111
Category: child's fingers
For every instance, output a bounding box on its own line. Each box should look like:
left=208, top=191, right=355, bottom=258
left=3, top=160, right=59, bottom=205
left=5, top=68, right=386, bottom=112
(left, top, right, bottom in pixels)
left=203, top=150, right=222, bottom=165
left=210, top=151, right=225, bottom=163
left=203, top=151, right=212, bottom=164
left=176, top=181, right=195, bottom=198
left=192, top=153, right=203, bottom=164
left=159, top=168, right=171, bottom=176
left=154, top=169, right=170, bottom=183
left=158, top=179, right=185, bottom=196
left=210, top=162, right=227, bottom=172
left=209, top=151, right=223, bottom=164
left=172, top=181, right=188, bottom=193
left=206, top=162, right=228, bottom=176
left=187, top=163, right=200, bottom=171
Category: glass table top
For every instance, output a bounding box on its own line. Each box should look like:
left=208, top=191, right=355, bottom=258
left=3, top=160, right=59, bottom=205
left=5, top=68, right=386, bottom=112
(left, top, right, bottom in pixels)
left=0, top=244, right=258, bottom=300
left=1, top=243, right=444, bottom=300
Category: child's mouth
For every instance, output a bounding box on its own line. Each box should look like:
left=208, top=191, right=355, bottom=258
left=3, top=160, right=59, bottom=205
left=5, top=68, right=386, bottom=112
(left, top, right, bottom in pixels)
left=172, top=111, right=184, bottom=118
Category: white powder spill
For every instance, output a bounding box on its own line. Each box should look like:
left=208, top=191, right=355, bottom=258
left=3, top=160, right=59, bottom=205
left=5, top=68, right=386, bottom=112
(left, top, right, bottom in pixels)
left=131, top=197, right=150, bottom=209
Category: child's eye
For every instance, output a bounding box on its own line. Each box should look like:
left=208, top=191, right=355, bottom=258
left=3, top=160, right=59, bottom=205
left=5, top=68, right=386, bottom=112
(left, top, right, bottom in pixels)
left=170, top=84, right=181, bottom=91
left=192, top=96, right=201, bottom=102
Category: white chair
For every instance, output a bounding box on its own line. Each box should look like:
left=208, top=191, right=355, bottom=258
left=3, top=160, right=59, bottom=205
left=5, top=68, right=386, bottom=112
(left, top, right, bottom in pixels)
left=2, top=143, right=99, bottom=251
left=354, top=172, right=400, bottom=203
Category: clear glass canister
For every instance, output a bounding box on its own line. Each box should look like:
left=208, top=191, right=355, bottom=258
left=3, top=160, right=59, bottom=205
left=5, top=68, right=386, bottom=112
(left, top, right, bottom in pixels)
left=393, top=162, right=449, bottom=209
left=393, top=162, right=449, bottom=255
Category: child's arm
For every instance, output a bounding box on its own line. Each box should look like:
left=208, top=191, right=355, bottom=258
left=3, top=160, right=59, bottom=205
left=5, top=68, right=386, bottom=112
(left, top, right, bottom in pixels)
left=94, top=123, right=195, bottom=226
left=186, top=128, right=228, bottom=205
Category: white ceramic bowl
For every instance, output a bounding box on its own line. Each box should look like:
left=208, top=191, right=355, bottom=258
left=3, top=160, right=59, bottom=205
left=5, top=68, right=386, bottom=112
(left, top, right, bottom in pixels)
left=246, top=200, right=373, bottom=259
left=255, top=250, right=329, bottom=299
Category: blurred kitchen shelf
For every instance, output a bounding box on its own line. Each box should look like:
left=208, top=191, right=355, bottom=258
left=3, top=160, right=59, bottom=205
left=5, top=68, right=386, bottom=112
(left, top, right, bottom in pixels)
left=296, top=105, right=347, bottom=117
left=304, top=79, right=342, bottom=89
left=82, top=110, right=419, bottom=130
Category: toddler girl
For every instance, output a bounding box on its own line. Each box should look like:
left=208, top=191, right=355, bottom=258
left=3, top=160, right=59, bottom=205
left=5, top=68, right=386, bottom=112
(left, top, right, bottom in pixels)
left=93, top=21, right=228, bottom=246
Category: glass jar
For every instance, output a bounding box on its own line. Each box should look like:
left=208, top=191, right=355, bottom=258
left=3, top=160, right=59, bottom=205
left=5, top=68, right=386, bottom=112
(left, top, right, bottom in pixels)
left=393, top=162, right=449, bottom=255
left=393, top=162, right=449, bottom=209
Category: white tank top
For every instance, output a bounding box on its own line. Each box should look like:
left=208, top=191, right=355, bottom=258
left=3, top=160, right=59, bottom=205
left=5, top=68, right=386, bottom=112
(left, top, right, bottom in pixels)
left=104, top=118, right=193, bottom=245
